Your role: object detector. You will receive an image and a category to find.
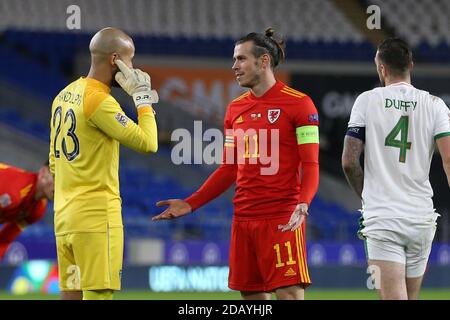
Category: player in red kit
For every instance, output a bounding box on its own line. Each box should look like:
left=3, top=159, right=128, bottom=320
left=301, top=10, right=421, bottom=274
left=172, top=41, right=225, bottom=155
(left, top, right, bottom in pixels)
left=153, top=28, right=319, bottom=300
left=0, top=162, right=54, bottom=260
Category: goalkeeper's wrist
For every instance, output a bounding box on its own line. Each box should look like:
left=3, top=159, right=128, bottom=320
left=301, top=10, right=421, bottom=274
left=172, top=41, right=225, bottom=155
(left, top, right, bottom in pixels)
left=137, top=105, right=156, bottom=116
left=132, top=90, right=159, bottom=108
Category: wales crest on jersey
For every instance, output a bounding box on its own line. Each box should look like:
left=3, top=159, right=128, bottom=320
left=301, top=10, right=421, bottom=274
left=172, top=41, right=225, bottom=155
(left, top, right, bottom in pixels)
left=268, top=109, right=281, bottom=124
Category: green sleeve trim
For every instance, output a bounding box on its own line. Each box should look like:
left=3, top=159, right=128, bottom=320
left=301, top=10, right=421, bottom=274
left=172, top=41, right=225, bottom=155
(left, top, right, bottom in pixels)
left=296, top=125, right=319, bottom=144
left=434, top=132, right=450, bottom=141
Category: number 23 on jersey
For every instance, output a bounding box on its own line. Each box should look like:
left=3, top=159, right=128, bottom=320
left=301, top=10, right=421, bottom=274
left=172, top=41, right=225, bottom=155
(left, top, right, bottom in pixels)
left=53, top=106, right=80, bottom=161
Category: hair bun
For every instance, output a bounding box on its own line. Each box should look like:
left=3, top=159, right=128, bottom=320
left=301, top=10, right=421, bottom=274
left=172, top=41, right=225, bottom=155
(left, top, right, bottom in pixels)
left=264, top=27, right=286, bottom=65
left=265, top=27, right=275, bottom=38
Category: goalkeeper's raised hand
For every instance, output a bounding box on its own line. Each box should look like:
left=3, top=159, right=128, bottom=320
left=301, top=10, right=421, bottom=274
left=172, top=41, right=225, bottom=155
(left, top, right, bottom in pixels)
left=115, top=59, right=159, bottom=108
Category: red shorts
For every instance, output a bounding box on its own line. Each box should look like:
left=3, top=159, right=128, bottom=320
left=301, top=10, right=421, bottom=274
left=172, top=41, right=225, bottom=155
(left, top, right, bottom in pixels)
left=228, top=215, right=311, bottom=292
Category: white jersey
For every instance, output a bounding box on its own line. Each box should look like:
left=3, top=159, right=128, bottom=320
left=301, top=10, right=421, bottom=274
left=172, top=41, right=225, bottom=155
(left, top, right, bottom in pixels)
left=348, top=82, right=450, bottom=222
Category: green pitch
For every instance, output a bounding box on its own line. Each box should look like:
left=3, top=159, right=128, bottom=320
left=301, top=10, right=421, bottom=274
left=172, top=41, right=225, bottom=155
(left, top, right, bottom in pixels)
left=1, top=289, right=449, bottom=300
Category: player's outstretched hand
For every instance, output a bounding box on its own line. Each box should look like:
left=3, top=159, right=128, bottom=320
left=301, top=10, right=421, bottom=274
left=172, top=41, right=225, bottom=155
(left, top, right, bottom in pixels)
left=278, top=203, right=308, bottom=232
left=152, top=199, right=192, bottom=221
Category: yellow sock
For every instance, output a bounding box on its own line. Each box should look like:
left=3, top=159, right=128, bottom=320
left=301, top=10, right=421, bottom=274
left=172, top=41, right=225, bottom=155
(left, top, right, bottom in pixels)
left=82, top=289, right=114, bottom=300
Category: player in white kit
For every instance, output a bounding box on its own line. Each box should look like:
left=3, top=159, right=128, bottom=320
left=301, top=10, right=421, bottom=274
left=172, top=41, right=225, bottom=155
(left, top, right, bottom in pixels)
left=342, top=38, right=450, bottom=300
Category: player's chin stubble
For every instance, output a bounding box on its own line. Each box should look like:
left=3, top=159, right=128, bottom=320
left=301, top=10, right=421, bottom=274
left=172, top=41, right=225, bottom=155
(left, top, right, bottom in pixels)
left=240, top=74, right=259, bottom=89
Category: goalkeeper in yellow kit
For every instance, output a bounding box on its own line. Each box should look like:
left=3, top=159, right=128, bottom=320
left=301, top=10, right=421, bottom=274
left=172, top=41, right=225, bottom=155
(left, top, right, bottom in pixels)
left=49, top=27, right=159, bottom=300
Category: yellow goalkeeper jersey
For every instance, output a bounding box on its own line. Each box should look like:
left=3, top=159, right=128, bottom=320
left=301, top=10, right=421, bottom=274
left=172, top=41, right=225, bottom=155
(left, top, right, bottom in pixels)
left=49, top=77, right=157, bottom=235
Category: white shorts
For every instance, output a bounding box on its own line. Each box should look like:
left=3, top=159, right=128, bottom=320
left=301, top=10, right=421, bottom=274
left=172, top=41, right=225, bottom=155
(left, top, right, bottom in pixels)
left=359, top=217, right=437, bottom=278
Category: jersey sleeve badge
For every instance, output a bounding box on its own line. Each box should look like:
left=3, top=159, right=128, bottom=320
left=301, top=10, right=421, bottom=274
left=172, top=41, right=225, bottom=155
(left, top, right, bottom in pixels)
left=115, top=112, right=129, bottom=127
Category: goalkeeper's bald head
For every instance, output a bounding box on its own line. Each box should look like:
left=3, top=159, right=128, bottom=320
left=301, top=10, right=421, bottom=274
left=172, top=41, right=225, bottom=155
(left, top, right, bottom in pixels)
left=89, top=27, right=134, bottom=61
left=88, top=27, right=135, bottom=87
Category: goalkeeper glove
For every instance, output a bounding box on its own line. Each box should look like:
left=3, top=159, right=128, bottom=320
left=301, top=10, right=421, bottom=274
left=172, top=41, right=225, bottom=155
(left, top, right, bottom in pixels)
left=114, top=59, right=159, bottom=108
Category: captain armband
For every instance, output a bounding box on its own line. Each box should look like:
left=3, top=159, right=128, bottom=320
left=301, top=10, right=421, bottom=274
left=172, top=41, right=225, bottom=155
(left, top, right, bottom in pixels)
left=346, top=127, right=365, bottom=142
left=296, top=125, right=319, bottom=145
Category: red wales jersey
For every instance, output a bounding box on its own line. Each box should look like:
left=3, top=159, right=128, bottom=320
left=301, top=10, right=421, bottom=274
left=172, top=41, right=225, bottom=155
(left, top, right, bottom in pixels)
left=186, top=81, right=319, bottom=219
left=225, top=80, right=319, bottom=218
left=0, top=163, right=46, bottom=223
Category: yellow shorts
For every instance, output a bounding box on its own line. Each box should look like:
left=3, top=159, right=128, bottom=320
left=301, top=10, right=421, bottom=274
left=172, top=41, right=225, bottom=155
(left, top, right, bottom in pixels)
left=56, top=227, right=124, bottom=291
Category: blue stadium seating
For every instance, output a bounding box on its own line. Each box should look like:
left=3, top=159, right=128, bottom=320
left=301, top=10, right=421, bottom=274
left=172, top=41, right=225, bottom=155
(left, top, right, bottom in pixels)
left=3, top=30, right=378, bottom=63
left=4, top=29, right=449, bottom=72
left=0, top=40, right=66, bottom=101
